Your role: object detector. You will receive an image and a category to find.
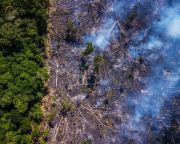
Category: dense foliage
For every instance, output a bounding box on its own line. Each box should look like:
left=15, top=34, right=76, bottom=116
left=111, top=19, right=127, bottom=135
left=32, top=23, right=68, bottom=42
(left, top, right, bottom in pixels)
left=0, top=0, right=48, bottom=143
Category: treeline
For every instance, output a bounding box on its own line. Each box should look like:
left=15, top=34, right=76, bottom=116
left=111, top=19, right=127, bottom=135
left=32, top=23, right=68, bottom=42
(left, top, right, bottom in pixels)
left=0, top=0, right=48, bottom=143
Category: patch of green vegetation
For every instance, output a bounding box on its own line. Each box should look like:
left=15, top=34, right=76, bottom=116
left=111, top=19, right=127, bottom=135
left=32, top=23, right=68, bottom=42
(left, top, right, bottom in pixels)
left=80, top=43, right=94, bottom=72
left=94, top=55, right=105, bottom=73
left=83, top=42, right=94, bottom=56
left=39, top=129, right=49, bottom=144
left=81, top=139, right=92, bottom=144
left=64, top=19, right=78, bottom=42
left=60, top=97, right=76, bottom=116
left=47, top=105, right=56, bottom=123
left=80, top=57, right=89, bottom=72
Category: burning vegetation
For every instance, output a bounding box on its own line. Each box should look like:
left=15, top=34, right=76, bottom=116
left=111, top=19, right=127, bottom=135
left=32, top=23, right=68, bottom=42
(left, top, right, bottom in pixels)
left=42, top=0, right=180, bottom=144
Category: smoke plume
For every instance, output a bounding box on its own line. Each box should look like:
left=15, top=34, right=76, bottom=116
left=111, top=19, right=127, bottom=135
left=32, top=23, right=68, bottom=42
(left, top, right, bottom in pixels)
left=85, top=0, right=180, bottom=143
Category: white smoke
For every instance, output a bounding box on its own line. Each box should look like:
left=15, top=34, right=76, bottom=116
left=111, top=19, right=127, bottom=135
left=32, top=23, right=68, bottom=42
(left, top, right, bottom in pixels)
left=123, top=3, right=180, bottom=143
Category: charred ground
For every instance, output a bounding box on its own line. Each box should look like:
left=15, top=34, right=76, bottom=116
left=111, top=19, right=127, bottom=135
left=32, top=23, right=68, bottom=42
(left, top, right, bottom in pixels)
left=42, top=0, right=179, bottom=144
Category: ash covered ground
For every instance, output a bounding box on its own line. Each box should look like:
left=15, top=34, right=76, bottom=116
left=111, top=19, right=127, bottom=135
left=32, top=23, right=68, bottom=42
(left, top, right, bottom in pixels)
left=43, top=0, right=180, bottom=143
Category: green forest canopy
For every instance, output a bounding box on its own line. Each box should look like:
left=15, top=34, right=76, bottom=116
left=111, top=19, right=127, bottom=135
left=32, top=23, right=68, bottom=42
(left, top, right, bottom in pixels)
left=0, top=0, right=48, bottom=143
